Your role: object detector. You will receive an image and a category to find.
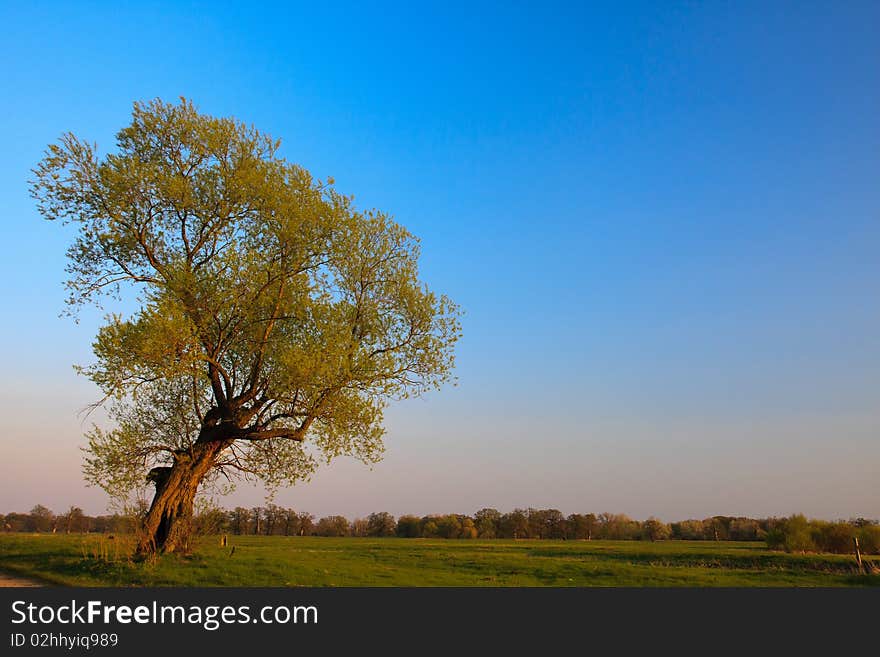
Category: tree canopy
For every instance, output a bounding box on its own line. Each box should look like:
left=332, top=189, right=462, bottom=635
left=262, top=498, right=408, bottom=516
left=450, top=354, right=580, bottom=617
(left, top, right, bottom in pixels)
left=32, top=98, right=461, bottom=510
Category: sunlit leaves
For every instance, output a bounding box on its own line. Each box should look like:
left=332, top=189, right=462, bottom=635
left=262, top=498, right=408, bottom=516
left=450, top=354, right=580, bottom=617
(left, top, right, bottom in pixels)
left=34, top=97, right=461, bottom=502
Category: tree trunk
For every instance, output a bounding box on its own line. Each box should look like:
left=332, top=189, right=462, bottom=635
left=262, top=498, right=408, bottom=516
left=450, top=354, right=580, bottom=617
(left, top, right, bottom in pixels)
left=136, top=439, right=227, bottom=556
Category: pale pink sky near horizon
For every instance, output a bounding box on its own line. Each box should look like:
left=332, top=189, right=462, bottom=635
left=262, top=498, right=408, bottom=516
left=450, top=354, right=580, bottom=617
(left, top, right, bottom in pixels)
left=2, top=367, right=878, bottom=523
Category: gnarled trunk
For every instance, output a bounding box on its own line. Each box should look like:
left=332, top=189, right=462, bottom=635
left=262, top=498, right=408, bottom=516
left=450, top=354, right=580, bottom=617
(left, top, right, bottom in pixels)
left=137, top=439, right=227, bottom=556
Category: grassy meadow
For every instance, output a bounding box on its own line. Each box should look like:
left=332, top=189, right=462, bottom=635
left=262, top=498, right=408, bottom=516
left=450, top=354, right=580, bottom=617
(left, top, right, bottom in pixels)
left=1, top=533, right=878, bottom=587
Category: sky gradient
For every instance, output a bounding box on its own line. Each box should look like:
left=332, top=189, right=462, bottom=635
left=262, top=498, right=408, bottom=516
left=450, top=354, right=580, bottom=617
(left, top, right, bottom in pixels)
left=1, top=1, right=878, bottom=521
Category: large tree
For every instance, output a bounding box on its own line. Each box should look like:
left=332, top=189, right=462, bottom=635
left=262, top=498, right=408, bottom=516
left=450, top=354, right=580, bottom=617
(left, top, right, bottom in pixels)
left=32, top=98, right=460, bottom=555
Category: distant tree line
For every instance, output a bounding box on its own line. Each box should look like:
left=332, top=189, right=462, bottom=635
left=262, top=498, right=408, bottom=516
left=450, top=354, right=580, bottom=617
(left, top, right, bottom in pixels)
left=4, top=505, right=878, bottom=555
left=764, top=514, right=880, bottom=555
left=1, top=505, right=136, bottom=535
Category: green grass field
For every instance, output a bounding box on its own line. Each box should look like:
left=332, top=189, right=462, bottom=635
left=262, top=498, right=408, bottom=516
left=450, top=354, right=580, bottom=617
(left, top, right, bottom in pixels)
left=1, top=534, right=877, bottom=587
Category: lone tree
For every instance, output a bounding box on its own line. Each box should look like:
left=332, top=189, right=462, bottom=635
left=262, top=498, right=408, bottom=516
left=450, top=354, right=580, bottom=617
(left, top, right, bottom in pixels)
left=32, top=98, right=461, bottom=555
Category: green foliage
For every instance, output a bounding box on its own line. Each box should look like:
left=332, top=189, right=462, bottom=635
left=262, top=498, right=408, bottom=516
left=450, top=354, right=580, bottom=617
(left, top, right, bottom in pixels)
left=729, top=518, right=760, bottom=541
left=596, top=513, right=641, bottom=540
left=32, top=98, right=461, bottom=506
left=566, top=513, right=598, bottom=540
left=642, top=517, right=671, bottom=542
left=781, top=515, right=815, bottom=552
left=28, top=505, right=54, bottom=533
left=814, top=522, right=855, bottom=554
left=395, top=515, right=421, bottom=538
left=473, top=508, right=501, bottom=538
left=764, top=515, right=876, bottom=555
left=857, top=526, right=880, bottom=554
left=527, top=508, right=567, bottom=539
left=434, top=515, right=463, bottom=539
left=366, top=512, right=396, bottom=537
left=671, top=519, right=705, bottom=540
left=459, top=517, right=478, bottom=539
left=500, top=509, right=529, bottom=539
left=315, top=516, right=350, bottom=537
left=192, top=499, right=226, bottom=536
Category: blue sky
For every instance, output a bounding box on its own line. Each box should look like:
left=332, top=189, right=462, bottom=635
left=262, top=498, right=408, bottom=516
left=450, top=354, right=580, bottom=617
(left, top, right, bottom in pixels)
left=1, top=1, right=878, bottom=520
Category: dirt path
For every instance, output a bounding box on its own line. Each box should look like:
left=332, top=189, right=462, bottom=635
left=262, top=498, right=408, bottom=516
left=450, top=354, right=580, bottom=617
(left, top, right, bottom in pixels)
left=0, top=570, right=45, bottom=587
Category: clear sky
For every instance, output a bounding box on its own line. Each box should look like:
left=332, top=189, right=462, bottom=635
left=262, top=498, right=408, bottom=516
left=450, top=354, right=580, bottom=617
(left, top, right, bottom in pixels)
left=1, top=1, right=878, bottom=521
